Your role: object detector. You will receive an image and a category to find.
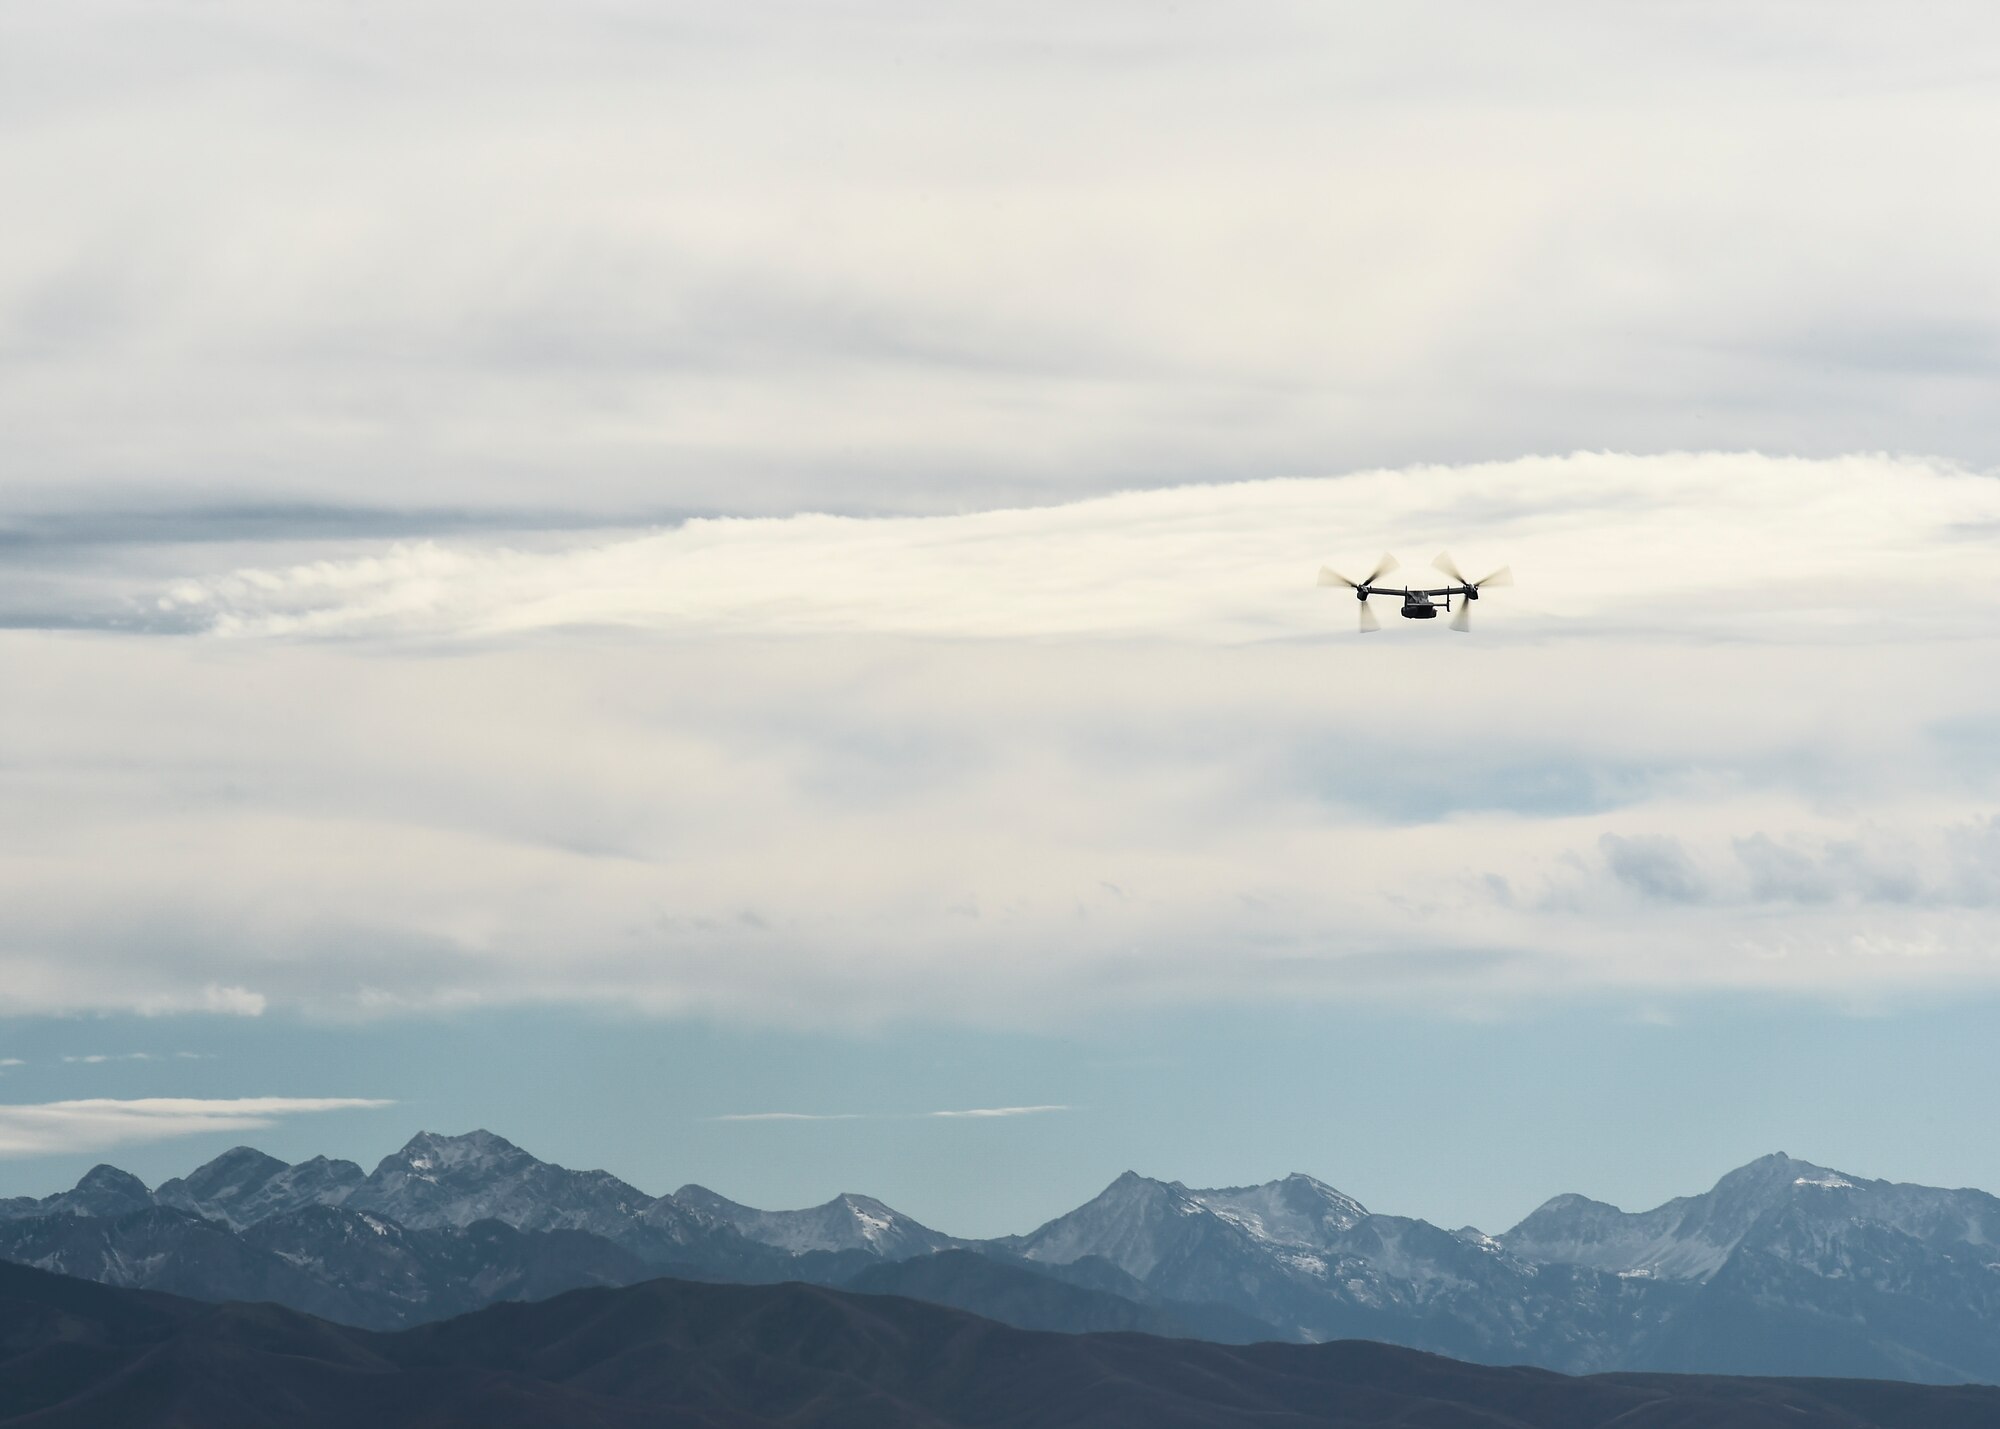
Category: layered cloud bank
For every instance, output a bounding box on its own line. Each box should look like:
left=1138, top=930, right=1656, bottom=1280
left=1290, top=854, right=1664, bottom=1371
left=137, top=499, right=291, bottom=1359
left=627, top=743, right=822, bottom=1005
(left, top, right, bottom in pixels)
left=9, top=4, right=2000, bottom=527
left=5, top=454, right=1999, bottom=1024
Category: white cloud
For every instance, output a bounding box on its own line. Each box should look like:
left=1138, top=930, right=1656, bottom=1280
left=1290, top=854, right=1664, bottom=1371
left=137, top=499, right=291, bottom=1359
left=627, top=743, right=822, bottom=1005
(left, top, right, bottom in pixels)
left=3, top=455, right=1999, bottom=1025
left=713, top=1106, right=1067, bottom=1123
left=0, top=1097, right=393, bottom=1158
left=6, top=3, right=2000, bottom=1221
left=7, top=4, right=2000, bottom=530
left=711, top=1113, right=868, bottom=1123
left=196, top=984, right=265, bottom=1017
left=153, top=452, right=2000, bottom=644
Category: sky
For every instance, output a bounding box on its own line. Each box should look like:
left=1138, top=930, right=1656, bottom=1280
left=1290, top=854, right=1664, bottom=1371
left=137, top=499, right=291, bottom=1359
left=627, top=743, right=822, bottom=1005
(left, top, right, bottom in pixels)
left=4, top=1, right=2000, bottom=1238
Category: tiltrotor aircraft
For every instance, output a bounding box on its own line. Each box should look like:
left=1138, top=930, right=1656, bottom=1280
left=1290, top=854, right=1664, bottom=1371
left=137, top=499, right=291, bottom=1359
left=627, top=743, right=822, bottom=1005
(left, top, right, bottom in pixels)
left=1317, top=552, right=1513, bottom=632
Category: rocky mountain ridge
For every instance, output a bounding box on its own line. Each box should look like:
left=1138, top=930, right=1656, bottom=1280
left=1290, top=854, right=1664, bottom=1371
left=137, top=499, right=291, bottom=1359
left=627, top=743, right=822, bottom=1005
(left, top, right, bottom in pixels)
left=1502, top=1151, right=2000, bottom=1282
left=676, top=1182, right=962, bottom=1259
left=4, top=1133, right=1999, bottom=1381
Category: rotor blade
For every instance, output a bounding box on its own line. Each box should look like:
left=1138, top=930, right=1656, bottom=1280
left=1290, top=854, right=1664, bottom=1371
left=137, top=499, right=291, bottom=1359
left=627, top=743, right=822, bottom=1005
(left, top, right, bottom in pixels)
left=1475, top=565, right=1513, bottom=588
left=1449, top=601, right=1472, bottom=632
left=1364, top=552, right=1400, bottom=586
left=1358, top=600, right=1381, bottom=633
left=1432, top=551, right=1468, bottom=585
left=1317, top=565, right=1356, bottom=588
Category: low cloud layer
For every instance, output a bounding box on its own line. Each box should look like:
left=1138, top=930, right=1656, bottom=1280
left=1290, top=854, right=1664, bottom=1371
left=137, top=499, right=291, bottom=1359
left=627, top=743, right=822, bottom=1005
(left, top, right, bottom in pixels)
left=0, top=1098, right=394, bottom=1158
left=3, top=454, right=1997, bottom=1025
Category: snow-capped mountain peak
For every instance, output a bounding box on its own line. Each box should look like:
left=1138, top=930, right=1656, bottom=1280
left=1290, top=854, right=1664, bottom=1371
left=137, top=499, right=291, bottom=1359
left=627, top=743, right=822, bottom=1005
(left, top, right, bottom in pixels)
left=61, top=1165, right=154, bottom=1219
left=1185, top=1173, right=1370, bottom=1248
left=1007, top=1171, right=1258, bottom=1279
left=146, top=1146, right=369, bottom=1230
left=344, top=1130, right=656, bottom=1243
left=381, top=1129, right=531, bottom=1179
left=12, top=1137, right=2000, bottom=1382
left=672, top=1184, right=957, bottom=1258
left=1499, top=1151, right=2000, bottom=1285
left=168, top=1145, right=286, bottom=1197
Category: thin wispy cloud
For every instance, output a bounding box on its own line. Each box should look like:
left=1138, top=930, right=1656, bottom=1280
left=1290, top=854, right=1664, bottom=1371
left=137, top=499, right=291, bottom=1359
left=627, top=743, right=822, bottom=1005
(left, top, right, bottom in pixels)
left=711, top=1113, right=868, bottom=1124
left=0, top=1097, right=394, bottom=1158
left=713, top=1106, right=1069, bottom=1123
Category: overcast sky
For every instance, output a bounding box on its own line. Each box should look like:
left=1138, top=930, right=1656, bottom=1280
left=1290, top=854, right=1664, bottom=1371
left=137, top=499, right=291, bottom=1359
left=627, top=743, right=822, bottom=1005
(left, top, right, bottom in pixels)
left=5, top=2, right=2000, bottom=1234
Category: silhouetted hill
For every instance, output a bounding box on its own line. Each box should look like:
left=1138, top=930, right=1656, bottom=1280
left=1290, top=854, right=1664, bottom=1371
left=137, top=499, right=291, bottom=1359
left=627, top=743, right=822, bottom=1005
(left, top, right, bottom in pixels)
left=2, top=1260, right=1999, bottom=1427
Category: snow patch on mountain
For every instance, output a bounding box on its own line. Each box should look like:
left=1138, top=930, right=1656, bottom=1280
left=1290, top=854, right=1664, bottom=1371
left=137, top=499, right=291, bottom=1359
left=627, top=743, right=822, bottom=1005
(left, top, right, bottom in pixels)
left=1502, top=1152, right=2000, bottom=1284
left=16, top=1138, right=2000, bottom=1381
left=156, top=1149, right=365, bottom=1228
left=344, top=1131, right=657, bottom=1244
left=1186, top=1174, right=1369, bottom=1250
left=673, top=1184, right=957, bottom=1258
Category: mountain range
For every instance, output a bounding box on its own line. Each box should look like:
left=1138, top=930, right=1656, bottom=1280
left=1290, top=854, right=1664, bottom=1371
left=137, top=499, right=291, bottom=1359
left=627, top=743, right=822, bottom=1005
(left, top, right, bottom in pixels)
left=3, top=1131, right=1999, bottom=1384
left=6, top=1258, right=1999, bottom=1429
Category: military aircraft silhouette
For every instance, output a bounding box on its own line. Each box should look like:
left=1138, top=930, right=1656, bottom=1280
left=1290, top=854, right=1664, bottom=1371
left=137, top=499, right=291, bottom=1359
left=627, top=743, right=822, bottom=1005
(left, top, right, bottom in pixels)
left=1317, top=552, right=1512, bottom=632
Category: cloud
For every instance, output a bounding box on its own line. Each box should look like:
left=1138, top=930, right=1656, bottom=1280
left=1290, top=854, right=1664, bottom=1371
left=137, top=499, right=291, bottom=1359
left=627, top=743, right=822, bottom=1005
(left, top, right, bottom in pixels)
left=713, top=1106, right=1067, bottom=1123
left=150, top=452, right=2000, bottom=645
left=711, top=1113, right=867, bottom=1123
left=3, top=455, right=2000, bottom=1025
left=1601, top=835, right=1709, bottom=904
left=1733, top=833, right=1840, bottom=905
left=3, top=2, right=1997, bottom=1050
left=192, top=985, right=265, bottom=1017
left=0, top=1097, right=394, bottom=1158
left=8, top=4, right=2000, bottom=539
